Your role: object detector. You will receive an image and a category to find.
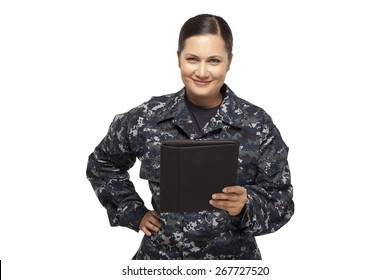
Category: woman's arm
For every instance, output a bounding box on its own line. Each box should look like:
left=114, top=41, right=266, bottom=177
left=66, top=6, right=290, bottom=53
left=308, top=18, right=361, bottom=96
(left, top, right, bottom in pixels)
left=211, top=119, right=294, bottom=235
left=241, top=161, right=294, bottom=236
left=86, top=114, right=149, bottom=231
left=240, top=121, right=294, bottom=236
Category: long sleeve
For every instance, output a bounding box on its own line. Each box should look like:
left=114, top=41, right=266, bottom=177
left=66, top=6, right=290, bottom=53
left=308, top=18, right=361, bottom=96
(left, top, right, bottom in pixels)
left=237, top=119, right=294, bottom=236
left=86, top=113, right=148, bottom=231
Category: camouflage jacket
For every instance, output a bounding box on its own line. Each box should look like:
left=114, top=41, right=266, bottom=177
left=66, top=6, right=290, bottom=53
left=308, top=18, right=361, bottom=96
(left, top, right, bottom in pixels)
left=86, top=84, right=294, bottom=260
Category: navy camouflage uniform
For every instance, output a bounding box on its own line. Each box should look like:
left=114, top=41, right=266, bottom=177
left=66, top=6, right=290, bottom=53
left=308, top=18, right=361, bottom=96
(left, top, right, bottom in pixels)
left=86, top=84, right=294, bottom=260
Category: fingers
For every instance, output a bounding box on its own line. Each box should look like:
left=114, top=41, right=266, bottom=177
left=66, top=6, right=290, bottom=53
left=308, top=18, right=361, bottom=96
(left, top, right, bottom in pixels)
left=210, top=186, right=247, bottom=216
left=209, top=196, right=244, bottom=210
left=209, top=199, right=245, bottom=216
left=209, top=199, right=235, bottom=210
left=140, top=226, right=152, bottom=237
left=222, top=186, right=247, bottom=195
left=211, top=186, right=247, bottom=201
left=139, top=211, right=162, bottom=237
left=211, top=192, right=240, bottom=201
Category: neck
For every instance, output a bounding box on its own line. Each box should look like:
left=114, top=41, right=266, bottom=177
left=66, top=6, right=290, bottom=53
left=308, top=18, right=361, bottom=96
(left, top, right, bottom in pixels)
left=185, top=92, right=222, bottom=109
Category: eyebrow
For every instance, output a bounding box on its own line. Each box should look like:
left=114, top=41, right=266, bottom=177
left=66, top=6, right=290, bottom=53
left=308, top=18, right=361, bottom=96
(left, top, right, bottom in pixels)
left=184, top=53, right=224, bottom=59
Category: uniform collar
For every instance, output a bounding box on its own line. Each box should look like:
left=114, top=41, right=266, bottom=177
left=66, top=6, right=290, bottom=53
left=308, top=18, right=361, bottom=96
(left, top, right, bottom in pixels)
left=156, top=87, right=187, bottom=122
left=156, top=84, right=243, bottom=131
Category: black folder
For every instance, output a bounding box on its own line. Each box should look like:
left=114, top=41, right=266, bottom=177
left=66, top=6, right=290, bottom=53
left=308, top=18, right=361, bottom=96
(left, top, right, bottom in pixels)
left=159, top=140, right=239, bottom=212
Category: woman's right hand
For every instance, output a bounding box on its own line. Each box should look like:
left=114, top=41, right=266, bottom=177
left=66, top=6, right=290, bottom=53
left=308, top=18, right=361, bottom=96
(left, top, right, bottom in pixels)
left=139, top=210, right=162, bottom=236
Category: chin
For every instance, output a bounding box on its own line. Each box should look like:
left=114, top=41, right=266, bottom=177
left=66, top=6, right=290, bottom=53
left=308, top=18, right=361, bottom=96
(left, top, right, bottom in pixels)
left=188, top=83, right=219, bottom=95
left=188, top=87, right=213, bottom=97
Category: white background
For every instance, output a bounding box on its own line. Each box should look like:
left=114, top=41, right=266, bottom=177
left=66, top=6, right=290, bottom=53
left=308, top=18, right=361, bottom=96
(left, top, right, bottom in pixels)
left=1, top=0, right=389, bottom=279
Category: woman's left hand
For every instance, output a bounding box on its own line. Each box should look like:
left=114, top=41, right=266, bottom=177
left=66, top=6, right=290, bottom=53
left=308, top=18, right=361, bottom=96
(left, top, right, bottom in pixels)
left=209, top=186, right=248, bottom=216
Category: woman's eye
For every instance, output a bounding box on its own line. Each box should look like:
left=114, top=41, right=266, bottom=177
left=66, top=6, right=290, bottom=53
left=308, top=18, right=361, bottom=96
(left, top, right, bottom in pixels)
left=186, top=57, right=197, bottom=62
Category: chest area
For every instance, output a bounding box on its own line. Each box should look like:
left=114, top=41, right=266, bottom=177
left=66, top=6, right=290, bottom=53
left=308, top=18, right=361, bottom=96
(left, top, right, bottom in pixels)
left=135, top=121, right=260, bottom=185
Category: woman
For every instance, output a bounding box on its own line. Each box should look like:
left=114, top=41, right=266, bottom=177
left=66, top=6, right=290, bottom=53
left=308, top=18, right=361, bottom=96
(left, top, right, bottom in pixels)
left=86, top=14, right=294, bottom=260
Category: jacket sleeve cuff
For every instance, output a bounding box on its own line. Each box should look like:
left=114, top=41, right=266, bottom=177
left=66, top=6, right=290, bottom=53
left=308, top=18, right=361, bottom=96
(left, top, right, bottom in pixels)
left=229, top=202, right=248, bottom=227
left=118, top=204, right=149, bottom=232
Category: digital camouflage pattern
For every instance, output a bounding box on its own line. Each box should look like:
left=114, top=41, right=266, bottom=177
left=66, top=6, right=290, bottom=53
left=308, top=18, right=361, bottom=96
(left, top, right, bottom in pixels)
left=86, top=84, right=294, bottom=260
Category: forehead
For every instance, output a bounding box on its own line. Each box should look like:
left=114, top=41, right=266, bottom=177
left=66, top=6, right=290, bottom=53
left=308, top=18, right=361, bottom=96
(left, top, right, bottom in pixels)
left=181, top=34, right=227, bottom=56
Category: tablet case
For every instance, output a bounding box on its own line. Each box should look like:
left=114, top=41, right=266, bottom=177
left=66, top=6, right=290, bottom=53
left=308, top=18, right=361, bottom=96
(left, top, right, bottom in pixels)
left=159, top=140, right=239, bottom=212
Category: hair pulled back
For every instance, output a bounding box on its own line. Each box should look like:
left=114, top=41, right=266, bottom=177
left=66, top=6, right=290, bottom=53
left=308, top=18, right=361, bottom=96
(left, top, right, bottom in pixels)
left=178, top=14, right=233, bottom=58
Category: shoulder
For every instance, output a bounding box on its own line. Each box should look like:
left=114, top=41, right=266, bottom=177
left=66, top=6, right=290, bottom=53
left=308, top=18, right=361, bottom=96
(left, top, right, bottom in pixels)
left=129, top=93, right=177, bottom=117
left=225, top=86, right=286, bottom=144
left=108, top=90, right=183, bottom=138
left=237, top=95, right=271, bottom=120
left=226, top=87, right=273, bottom=127
left=113, top=92, right=178, bottom=122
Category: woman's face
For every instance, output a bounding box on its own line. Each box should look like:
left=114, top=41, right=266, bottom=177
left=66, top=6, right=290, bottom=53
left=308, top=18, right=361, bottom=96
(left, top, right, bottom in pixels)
left=178, top=34, right=232, bottom=108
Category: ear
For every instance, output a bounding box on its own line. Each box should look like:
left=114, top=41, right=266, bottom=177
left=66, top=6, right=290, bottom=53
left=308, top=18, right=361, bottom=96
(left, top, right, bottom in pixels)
left=177, top=51, right=181, bottom=68
left=227, top=53, right=233, bottom=71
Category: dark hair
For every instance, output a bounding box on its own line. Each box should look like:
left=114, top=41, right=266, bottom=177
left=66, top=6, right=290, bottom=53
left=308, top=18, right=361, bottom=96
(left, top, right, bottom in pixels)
left=178, top=14, right=233, bottom=58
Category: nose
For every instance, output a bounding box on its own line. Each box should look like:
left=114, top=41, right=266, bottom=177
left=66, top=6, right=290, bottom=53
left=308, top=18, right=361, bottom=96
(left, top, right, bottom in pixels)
left=195, top=62, right=209, bottom=79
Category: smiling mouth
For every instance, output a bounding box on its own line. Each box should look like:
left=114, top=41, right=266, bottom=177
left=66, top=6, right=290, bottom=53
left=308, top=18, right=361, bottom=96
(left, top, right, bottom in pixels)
left=193, top=79, right=211, bottom=86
